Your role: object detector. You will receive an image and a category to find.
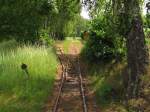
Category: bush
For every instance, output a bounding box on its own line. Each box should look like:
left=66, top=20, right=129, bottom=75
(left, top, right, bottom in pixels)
left=81, top=16, right=125, bottom=62
left=39, top=29, right=54, bottom=46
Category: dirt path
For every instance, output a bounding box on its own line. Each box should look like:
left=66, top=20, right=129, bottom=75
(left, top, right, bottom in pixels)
left=44, top=41, right=99, bottom=112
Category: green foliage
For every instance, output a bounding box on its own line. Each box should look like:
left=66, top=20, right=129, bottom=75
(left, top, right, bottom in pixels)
left=48, top=0, right=80, bottom=39
left=0, top=0, right=55, bottom=41
left=39, top=29, right=54, bottom=45
left=143, top=14, right=150, bottom=38
left=64, top=15, right=89, bottom=37
left=0, top=39, right=18, bottom=52
left=145, top=38, right=150, bottom=46
left=0, top=0, right=80, bottom=41
left=146, top=14, right=150, bottom=28
left=96, top=79, right=113, bottom=104
left=0, top=40, right=58, bottom=112
left=81, top=16, right=126, bottom=62
left=89, top=61, right=126, bottom=105
left=145, top=28, right=150, bottom=38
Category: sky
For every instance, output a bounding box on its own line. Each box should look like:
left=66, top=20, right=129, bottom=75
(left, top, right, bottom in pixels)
left=143, top=0, right=149, bottom=15
left=80, top=6, right=90, bottom=19
left=81, top=0, right=149, bottom=19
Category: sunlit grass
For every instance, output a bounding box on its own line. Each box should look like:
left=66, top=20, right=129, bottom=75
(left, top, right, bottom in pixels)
left=62, top=37, right=82, bottom=53
left=0, top=40, right=58, bottom=112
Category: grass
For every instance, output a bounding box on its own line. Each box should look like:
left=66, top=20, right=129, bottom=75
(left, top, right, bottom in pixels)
left=55, top=37, right=82, bottom=54
left=87, top=38, right=150, bottom=112
left=63, top=37, right=82, bottom=53
left=84, top=60, right=128, bottom=112
left=0, top=40, right=58, bottom=112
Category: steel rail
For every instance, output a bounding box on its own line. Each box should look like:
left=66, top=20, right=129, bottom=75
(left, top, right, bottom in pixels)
left=52, top=47, right=88, bottom=112
left=77, top=56, right=88, bottom=112
left=52, top=48, right=67, bottom=112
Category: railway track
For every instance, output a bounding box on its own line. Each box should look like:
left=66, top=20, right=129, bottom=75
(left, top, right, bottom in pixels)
left=52, top=47, right=88, bottom=112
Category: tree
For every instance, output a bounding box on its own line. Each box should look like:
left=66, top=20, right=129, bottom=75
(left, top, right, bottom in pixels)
left=0, top=0, right=54, bottom=41
left=83, top=0, right=149, bottom=99
left=123, top=0, right=149, bottom=99
left=0, top=0, right=80, bottom=41
left=48, top=0, right=80, bottom=40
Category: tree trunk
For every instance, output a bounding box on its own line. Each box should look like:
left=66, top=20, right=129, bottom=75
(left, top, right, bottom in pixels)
left=124, top=0, right=149, bottom=99
left=126, top=16, right=148, bottom=98
left=55, top=32, right=65, bottom=40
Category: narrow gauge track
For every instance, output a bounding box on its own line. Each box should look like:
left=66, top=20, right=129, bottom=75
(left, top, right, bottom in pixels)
left=52, top=47, right=88, bottom=112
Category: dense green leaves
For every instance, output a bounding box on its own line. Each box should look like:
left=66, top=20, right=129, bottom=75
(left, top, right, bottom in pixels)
left=0, top=0, right=49, bottom=41
left=0, top=0, right=81, bottom=41
left=81, top=16, right=125, bottom=62
left=48, top=0, right=81, bottom=39
left=81, top=0, right=127, bottom=62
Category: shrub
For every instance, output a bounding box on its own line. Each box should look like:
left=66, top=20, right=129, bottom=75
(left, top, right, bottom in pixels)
left=81, top=16, right=125, bottom=62
left=39, top=29, right=54, bottom=46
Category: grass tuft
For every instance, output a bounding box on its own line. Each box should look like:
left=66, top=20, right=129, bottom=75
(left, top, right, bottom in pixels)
left=0, top=40, right=58, bottom=112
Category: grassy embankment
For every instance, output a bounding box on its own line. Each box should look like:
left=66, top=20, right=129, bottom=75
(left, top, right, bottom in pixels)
left=87, top=61, right=128, bottom=112
left=0, top=40, right=58, bottom=112
left=85, top=38, right=150, bottom=111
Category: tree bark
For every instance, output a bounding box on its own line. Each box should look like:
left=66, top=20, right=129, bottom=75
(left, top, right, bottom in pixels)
left=124, top=0, right=149, bottom=99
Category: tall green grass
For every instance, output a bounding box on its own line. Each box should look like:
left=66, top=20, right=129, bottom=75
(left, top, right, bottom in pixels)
left=0, top=40, right=58, bottom=112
